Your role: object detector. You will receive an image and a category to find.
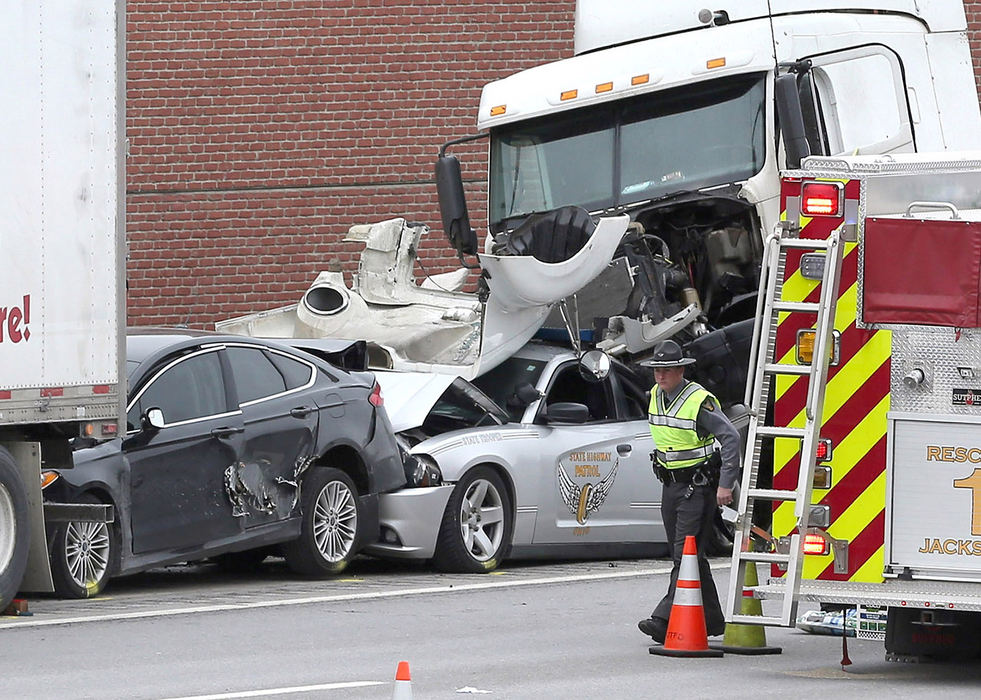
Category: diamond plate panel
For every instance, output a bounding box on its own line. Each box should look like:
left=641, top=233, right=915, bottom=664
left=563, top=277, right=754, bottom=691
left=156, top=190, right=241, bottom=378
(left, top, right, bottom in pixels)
left=891, top=327, right=981, bottom=415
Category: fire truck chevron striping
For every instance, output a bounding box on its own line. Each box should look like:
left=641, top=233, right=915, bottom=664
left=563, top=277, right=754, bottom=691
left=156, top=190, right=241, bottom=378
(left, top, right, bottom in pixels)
left=772, top=177, right=892, bottom=583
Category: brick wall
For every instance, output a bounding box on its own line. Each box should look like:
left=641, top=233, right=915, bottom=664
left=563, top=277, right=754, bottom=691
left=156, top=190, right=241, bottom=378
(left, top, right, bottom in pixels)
left=968, top=1, right=981, bottom=102
left=127, top=2, right=981, bottom=328
left=126, top=1, right=577, bottom=327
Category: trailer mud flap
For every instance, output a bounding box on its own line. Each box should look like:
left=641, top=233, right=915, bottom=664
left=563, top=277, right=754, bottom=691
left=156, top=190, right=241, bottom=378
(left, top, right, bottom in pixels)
left=2, top=442, right=54, bottom=594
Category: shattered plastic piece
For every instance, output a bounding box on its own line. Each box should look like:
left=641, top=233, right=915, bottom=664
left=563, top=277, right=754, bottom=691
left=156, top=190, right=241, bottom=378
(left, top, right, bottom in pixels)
left=796, top=608, right=856, bottom=637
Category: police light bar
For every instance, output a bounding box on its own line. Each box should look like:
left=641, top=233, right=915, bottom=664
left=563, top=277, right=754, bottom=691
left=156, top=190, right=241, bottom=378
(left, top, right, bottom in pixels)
left=801, top=181, right=843, bottom=217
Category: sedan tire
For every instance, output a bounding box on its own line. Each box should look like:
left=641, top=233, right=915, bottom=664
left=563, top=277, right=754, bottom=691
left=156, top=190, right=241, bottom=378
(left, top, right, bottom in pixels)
left=433, top=466, right=512, bottom=573
left=284, top=467, right=361, bottom=576
left=50, top=494, right=117, bottom=599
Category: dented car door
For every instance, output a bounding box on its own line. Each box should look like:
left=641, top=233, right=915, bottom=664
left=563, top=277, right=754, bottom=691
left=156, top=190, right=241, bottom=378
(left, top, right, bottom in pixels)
left=222, top=344, right=319, bottom=526
left=125, top=347, right=245, bottom=554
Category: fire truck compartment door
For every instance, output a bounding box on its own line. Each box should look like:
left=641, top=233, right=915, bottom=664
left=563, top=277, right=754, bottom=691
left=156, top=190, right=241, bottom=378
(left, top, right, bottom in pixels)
left=888, top=414, right=981, bottom=582
left=862, top=217, right=981, bottom=327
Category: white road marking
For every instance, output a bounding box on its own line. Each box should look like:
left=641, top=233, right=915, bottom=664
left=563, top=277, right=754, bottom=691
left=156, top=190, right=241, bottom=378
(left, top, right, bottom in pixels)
left=158, top=681, right=385, bottom=699
left=0, top=561, right=728, bottom=631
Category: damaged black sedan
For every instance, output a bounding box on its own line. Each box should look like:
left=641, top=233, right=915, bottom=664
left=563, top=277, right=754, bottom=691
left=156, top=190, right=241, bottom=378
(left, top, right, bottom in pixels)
left=41, top=330, right=405, bottom=598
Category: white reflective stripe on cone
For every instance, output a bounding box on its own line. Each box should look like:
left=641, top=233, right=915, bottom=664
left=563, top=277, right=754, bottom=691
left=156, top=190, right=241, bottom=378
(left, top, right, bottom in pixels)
left=673, top=585, right=704, bottom=607
left=678, top=551, right=699, bottom=581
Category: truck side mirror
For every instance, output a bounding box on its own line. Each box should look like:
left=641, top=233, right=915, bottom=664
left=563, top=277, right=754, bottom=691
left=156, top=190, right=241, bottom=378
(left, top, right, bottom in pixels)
left=578, top=349, right=611, bottom=383
left=775, top=74, right=811, bottom=169
left=435, top=155, right=478, bottom=256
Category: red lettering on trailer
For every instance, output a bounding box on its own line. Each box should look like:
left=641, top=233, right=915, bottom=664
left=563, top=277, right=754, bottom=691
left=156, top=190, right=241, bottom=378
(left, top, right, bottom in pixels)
left=0, top=295, right=31, bottom=344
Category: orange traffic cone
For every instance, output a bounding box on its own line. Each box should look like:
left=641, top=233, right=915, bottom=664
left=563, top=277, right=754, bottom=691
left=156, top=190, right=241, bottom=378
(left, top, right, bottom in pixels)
left=649, top=535, right=724, bottom=658
left=392, top=661, right=413, bottom=700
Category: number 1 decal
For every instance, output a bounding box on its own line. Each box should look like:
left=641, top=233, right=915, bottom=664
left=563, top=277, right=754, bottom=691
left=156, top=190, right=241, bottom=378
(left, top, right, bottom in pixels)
left=953, top=468, right=981, bottom=536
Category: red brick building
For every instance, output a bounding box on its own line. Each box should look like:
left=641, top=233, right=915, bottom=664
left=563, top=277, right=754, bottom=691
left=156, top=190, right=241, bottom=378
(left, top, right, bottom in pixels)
left=125, top=2, right=981, bottom=328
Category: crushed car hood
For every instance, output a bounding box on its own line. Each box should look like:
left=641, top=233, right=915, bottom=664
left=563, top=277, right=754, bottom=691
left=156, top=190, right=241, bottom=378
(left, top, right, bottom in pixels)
left=374, top=372, right=458, bottom=432
left=374, top=370, right=508, bottom=434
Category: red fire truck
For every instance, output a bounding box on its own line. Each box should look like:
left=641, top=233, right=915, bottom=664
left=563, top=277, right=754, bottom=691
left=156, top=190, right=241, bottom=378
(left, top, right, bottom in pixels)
left=728, top=153, right=981, bottom=661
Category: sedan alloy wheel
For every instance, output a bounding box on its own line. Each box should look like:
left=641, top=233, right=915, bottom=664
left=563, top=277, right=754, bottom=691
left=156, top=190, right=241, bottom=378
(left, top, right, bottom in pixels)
left=50, top=495, right=116, bottom=599
left=313, top=479, right=358, bottom=563
left=285, top=466, right=362, bottom=576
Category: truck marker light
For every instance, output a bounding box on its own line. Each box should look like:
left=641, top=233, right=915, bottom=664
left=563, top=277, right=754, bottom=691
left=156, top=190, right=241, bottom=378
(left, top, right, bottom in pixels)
left=92, top=384, right=111, bottom=394
left=813, top=464, right=832, bottom=490
left=40, top=387, right=64, bottom=398
left=815, top=438, right=833, bottom=462
left=706, top=57, right=726, bottom=69
left=101, top=422, right=118, bottom=436
left=0, top=390, right=10, bottom=399
left=40, top=471, right=59, bottom=489
left=631, top=74, right=649, bottom=86
left=801, top=181, right=843, bottom=216
left=795, top=328, right=840, bottom=366
left=595, top=81, right=613, bottom=94
left=560, top=89, right=578, bottom=101
left=799, top=252, right=825, bottom=280
left=490, top=105, right=506, bottom=116
left=803, top=532, right=830, bottom=556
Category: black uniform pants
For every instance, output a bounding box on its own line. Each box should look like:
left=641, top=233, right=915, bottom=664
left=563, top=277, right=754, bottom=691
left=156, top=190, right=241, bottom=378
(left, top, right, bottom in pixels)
left=650, top=479, right=725, bottom=635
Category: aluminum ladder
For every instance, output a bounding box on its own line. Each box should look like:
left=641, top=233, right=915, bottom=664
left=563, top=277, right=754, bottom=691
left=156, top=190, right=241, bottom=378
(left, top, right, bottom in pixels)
left=724, top=224, right=844, bottom=627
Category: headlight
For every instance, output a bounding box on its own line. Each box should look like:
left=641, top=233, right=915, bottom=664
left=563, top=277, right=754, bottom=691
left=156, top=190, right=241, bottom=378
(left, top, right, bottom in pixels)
left=405, top=453, right=443, bottom=488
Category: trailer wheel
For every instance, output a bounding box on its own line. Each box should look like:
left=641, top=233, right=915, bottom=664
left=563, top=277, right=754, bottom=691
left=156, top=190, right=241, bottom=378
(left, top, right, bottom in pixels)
left=0, top=449, right=30, bottom=610
left=49, top=494, right=118, bottom=599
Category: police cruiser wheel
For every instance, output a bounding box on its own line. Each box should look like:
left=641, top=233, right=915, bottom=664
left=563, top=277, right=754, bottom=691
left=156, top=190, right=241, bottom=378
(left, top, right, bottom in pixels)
left=433, top=466, right=512, bottom=573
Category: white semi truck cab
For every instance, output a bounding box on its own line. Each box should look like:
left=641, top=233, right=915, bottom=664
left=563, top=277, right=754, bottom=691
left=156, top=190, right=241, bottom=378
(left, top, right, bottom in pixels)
left=220, top=2, right=981, bottom=404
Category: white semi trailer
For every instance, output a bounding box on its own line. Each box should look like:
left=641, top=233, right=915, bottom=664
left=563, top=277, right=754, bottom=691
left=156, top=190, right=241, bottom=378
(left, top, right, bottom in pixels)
left=0, top=1, right=125, bottom=610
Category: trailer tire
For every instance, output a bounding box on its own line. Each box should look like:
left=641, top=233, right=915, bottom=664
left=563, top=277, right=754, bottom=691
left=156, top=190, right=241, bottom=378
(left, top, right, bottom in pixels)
left=0, top=449, right=31, bottom=610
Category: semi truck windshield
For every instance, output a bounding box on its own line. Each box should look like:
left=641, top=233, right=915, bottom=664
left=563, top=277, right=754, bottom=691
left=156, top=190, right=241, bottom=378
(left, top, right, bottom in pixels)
left=488, top=73, right=766, bottom=232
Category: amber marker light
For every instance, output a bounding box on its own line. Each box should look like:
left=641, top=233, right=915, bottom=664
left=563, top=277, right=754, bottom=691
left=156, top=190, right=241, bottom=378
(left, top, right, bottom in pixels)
left=560, top=89, right=578, bottom=101
left=631, top=74, right=649, bottom=86
left=490, top=105, right=506, bottom=116
left=595, top=81, right=613, bottom=94
left=706, top=57, right=727, bottom=69
left=40, top=471, right=60, bottom=489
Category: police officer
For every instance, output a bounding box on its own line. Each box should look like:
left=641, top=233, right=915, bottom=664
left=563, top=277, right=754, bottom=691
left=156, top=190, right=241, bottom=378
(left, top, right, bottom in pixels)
left=637, top=339, right=740, bottom=643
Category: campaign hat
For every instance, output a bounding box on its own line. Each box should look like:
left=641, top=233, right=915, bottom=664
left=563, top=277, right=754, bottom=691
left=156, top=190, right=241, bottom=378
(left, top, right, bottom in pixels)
left=641, top=339, right=696, bottom=368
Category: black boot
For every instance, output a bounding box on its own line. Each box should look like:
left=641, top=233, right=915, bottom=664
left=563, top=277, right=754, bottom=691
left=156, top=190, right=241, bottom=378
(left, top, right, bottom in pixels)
left=638, top=617, right=667, bottom=643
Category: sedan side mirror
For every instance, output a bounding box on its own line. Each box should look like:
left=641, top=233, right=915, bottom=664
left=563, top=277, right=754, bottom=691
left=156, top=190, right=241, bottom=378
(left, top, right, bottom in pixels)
left=543, top=402, right=590, bottom=424
left=144, top=407, right=166, bottom=431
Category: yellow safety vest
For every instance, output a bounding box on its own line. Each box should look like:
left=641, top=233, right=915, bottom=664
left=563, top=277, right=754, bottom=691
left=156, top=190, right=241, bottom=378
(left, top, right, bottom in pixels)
left=648, top=381, right=719, bottom=470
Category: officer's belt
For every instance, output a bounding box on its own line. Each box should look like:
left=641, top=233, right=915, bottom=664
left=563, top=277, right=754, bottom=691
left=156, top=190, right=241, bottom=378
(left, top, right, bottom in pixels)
left=654, top=445, right=714, bottom=463
left=657, top=464, right=702, bottom=484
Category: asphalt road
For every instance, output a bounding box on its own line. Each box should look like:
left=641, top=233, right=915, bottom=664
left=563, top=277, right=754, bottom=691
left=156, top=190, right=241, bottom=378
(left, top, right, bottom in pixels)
left=3, top=556, right=981, bottom=699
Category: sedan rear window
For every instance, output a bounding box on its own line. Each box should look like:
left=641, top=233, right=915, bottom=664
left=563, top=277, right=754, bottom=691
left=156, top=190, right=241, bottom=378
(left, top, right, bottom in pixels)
left=226, top=347, right=287, bottom=404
